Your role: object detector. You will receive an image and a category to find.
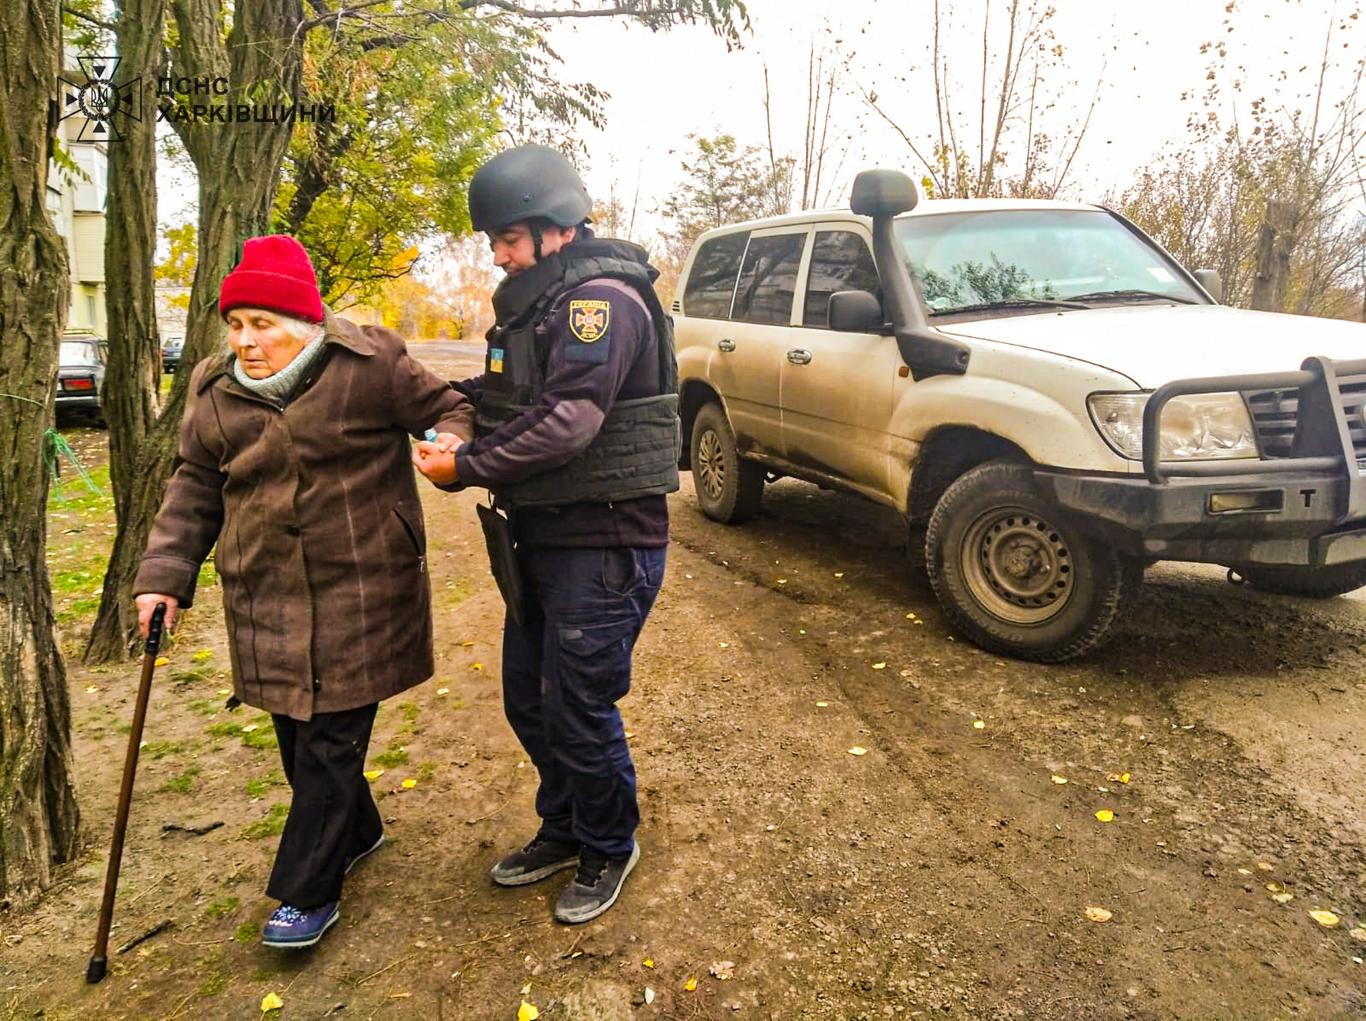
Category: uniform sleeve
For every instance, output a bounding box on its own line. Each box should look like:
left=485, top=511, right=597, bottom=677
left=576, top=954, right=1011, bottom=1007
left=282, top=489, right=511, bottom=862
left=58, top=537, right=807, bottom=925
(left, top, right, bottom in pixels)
left=133, top=361, right=227, bottom=608
left=454, top=282, right=651, bottom=489
left=375, top=327, right=475, bottom=443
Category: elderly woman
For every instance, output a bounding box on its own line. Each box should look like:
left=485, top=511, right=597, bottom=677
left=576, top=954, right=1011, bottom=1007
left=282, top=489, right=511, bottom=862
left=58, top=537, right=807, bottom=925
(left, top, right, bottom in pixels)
left=134, top=235, right=472, bottom=949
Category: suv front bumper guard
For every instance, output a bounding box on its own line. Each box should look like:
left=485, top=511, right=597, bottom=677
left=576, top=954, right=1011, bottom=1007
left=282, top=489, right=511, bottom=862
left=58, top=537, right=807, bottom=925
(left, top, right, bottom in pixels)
left=1034, top=355, right=1366, bottom=567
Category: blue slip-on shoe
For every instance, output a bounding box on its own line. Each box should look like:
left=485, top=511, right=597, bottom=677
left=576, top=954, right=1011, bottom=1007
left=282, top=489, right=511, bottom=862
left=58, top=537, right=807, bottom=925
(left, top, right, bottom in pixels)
left=261, top=901, right=340, bottom=949
left=344, top=832, right=385, bottom=876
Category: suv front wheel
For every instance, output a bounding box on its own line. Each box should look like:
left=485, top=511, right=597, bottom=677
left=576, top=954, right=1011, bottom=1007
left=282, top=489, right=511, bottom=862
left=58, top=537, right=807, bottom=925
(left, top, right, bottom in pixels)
left=925, top=461, right=1141, bottom=663
left=691, top=402, right=764, bottom=524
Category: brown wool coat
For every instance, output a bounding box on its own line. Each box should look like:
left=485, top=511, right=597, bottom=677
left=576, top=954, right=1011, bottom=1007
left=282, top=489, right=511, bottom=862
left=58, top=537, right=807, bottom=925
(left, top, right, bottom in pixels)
left=135, top=315, right=472, bottom=721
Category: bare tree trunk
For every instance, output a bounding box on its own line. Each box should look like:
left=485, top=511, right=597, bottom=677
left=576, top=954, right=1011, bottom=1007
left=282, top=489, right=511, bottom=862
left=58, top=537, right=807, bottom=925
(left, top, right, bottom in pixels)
left=0, top=0, right=81, bottom=906
left=85, top=0, right=305, bottom=663
left=1250, top=201, right=1299, bottom=312
left=86, top=0, right=168, bottom=662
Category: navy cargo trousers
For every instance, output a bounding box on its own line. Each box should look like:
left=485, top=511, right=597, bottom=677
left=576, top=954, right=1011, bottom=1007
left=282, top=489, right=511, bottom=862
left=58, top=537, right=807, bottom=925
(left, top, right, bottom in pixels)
left=502, top=545, right=665, bottom=858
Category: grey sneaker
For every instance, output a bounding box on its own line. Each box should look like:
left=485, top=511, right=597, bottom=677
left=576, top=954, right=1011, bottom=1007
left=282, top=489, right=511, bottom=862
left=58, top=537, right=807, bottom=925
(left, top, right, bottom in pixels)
left=553, top=843, right=640, bottom=924
left=490, top=835, right=581, bottom=887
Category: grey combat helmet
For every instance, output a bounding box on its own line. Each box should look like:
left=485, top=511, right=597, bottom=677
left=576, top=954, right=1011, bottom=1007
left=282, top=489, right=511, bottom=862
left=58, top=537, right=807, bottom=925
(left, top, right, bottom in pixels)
left=468, top=144, right=593, bottom=234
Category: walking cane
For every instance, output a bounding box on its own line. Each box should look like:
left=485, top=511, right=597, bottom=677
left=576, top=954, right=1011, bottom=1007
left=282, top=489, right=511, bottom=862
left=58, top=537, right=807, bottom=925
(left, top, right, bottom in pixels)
left=86, top=602, right=167, bottom=984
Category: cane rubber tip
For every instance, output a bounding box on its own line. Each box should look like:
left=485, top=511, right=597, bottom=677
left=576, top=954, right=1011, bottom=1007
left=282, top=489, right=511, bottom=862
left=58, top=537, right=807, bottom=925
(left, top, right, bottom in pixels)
left=85, top=956, right=107, bottom=984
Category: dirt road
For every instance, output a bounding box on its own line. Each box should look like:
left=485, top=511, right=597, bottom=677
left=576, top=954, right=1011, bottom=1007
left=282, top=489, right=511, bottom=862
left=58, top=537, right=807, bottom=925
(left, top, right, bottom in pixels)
left=4, top=346, right=1364, bottom=1020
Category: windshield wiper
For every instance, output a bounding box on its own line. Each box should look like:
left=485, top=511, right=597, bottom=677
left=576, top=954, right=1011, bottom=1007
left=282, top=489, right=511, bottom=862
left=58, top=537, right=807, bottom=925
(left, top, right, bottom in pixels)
left=1063, top=289, right=1196, bottom=305
left=929, top=296, right=1090, bottom=316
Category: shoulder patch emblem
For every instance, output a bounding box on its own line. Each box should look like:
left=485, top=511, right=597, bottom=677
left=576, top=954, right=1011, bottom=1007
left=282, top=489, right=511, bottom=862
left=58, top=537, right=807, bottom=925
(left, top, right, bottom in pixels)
left=569, top=299, right=610, bottom=343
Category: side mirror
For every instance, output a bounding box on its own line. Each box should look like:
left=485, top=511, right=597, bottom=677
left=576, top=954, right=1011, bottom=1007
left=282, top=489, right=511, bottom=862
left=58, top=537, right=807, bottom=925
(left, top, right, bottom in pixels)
left=1193, top=268, right=1223, bottom=303
left=828, top=290, right=885, bottom=333
left=850, top=170, right=919, bottom=218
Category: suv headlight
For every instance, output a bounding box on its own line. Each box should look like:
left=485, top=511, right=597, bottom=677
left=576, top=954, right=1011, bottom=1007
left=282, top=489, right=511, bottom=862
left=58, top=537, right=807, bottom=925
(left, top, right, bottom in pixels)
left=1088, top=392, right=1258, bottom=461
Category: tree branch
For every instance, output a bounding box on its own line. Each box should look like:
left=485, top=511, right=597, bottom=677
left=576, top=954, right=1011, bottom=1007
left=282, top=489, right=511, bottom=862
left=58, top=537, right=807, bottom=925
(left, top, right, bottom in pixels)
left=62, top=4, right=116, bottom=31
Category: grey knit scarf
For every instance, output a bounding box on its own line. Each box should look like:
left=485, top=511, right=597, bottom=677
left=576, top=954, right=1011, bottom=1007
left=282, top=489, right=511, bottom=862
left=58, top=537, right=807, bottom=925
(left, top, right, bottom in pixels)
left=232, top=327, right=328, bottom=406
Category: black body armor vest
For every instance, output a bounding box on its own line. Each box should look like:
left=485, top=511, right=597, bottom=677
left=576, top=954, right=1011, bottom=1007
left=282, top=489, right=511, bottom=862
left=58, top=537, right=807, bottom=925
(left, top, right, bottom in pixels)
left=476, top=238, right=681, bottom=508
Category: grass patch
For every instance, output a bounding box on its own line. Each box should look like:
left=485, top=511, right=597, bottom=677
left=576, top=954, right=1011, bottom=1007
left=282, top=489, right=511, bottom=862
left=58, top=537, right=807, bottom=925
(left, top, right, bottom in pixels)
left=197, top=558, right=218, bottom=589
left=170, top=667, right=212, bottom=687
left=186, top=698, right=222, bottom=716
left=234, top=921, right=260, bottom=944
left=203, top=895, right=239, bottom=920
left=245, top=769, right=286, bottom=798
left=397, top=701, right=422, bottom=736
left=162, top=765, right=201, bottom=793
left=140, top=740, right=187, bottom=760
left=195, top=969, right=229, bottom=998
left=207, top=716, right=278, bottom=750
left=416, top=762, right=436, bottom=783
left=241, top=803, right=288, bottom=840
left=372, top=741, right=409, bottom=768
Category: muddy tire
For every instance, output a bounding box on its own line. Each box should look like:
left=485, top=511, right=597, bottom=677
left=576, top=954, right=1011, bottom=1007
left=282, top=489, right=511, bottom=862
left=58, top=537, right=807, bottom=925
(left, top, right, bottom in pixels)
left=925, top=460, right=1141, bottom=663
left=1237, top=562, right=1366, bottom=599
left=691, top=402, right=764, bottom=524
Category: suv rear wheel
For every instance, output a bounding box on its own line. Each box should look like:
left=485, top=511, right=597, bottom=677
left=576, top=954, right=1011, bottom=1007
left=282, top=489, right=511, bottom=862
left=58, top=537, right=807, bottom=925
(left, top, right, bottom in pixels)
left=691, top=402, right=764, bottom=524
left=1236, top=561, right=1366, bottom=598
left=925, top=461, right=1141, bottom=662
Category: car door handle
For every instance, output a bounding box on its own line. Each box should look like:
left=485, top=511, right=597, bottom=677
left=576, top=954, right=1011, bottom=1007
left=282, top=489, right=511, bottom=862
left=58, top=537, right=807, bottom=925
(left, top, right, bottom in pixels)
left=717, top=338, right=736, bottom=352
left=787, top=349, right=812, bottom=365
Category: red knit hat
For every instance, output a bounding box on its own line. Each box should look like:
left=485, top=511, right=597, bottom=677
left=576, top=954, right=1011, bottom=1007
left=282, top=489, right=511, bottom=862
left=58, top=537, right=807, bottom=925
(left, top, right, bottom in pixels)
left=218, top=235, right=325, bottom=324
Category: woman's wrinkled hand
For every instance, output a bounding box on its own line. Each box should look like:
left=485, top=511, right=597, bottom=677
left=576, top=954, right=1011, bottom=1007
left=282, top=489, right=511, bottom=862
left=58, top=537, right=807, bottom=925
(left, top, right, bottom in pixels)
left=413, top=439, right=458, bottom=485
left=134, top=593, right=180, bottom=638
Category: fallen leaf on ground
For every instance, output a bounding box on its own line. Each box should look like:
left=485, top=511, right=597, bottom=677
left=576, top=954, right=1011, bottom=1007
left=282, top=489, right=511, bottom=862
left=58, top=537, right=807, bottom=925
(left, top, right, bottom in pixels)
left=1106, top=772, right=1131, bottom=784
left=643, top=958, right=654, bottom=968
left=1309, top=910, right=1340, bottom=927
left=848, top=746, right=867, bottom=756
left=684, top=976, right=698, bottom=991
left=815, top=701, right=829, bottom=708
left=973, top=720, right=986, bottom=730
left=518, top=1002, right=540, bottom=1021
left=834, top=572, right=844, bottom=578
left=193, top=649, right=213, bottom=662
left=242, top=724, right=258, bottom=733
left=1265, top=882, right=1283, bottom=893
left=1095, top=809, right=1115, bottom=823
left=1256, top=862, right=1274, bottom=872
left=644, top=987, right=655, bottom=1004
left=1084, top=906, right=1112, bottom=923
left=710, top=961, right=735, bottom=980
left=153, top=657, right=169, bottom=667
left=459, top=640, right=475, bottom=648
left=719, top=642, right=729, bottom=648
left=1349, top=927, right=1366, bottom=941
left=471, top=662, right=484, bottom=671
left=776, top=578, right=787, bottom=585
left=872, top=662, right=886, bottom=670
left=363, top=769, right=384, bottom=782
left=436, top=687, right=449, bottom=695
left=261, top=991, right=284, bottom=1012
left=1272, top=892, right=1295, bottom=904
left=85, top=685, right=99, bottom=693
left=218, top=688, right=230, bottom=695
left=1051, top=775, right=1069, bottom=785
left=401, top=778, right=417, bottom=789
left=905, top=612, right=917, bottom=619
left=520, top=983, right=531, bottom=995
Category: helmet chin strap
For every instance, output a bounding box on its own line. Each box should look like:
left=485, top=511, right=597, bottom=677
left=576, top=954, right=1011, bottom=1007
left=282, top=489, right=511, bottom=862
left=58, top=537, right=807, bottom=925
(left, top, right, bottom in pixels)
left=530, top=221, right=543, bottom=262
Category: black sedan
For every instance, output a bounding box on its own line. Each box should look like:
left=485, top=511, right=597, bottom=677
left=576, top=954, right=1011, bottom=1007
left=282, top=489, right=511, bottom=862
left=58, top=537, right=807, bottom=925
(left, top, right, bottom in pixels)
left=161, top=333, right=185, bottom=373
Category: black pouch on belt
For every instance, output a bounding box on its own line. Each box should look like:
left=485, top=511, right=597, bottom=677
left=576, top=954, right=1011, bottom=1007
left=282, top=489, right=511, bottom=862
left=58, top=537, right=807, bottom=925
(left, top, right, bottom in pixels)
left=476, top=501, right=525, bottom=626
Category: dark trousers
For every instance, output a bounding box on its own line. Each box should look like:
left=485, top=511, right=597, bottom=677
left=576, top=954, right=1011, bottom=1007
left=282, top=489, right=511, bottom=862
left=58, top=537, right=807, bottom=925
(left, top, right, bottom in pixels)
left=267, top=702, right=383, bottom=908
left=502, top=546, right=665, bottom=859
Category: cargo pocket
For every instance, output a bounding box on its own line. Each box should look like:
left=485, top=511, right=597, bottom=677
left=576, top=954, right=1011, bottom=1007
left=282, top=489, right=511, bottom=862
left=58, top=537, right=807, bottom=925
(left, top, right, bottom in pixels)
left=556, top=616, right=637, bottom=705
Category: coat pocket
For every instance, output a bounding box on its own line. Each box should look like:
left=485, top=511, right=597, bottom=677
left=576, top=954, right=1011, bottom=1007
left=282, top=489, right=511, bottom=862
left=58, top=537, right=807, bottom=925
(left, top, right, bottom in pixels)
left=391, top=500, right=427, bottom=555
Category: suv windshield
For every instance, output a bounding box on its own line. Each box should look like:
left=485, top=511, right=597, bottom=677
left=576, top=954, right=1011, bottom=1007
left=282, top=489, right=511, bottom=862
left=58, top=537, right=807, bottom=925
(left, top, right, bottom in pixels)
left=894, top=209, right=1204, bottom=316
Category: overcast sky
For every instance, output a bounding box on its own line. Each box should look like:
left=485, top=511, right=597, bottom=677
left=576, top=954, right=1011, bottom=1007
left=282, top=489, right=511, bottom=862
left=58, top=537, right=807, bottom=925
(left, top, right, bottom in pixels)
left=157, top=0, right=1364, bottom=255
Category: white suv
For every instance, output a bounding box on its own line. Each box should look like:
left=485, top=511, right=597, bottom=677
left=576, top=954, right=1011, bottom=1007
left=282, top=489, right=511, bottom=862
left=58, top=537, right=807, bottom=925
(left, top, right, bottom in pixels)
left=673, top=170, right=1366, bottom=662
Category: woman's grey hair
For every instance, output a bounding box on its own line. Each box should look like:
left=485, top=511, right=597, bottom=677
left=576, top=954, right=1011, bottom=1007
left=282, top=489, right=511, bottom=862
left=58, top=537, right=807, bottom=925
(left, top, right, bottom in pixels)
left=276, top=314, right=325, bottom=344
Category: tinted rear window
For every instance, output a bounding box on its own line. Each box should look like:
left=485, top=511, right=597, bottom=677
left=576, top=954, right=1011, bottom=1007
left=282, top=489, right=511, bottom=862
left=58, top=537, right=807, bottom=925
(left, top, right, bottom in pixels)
left=683, top=232, right=750, bottom=319
left=732, top=232, right=805, bottom=326
left=803, top=230, right=880, bottom=327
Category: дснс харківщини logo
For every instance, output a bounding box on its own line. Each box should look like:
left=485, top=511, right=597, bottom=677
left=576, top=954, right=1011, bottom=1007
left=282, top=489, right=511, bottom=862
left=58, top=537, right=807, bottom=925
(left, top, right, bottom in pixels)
left=59, top=55, right=141, bottom=143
